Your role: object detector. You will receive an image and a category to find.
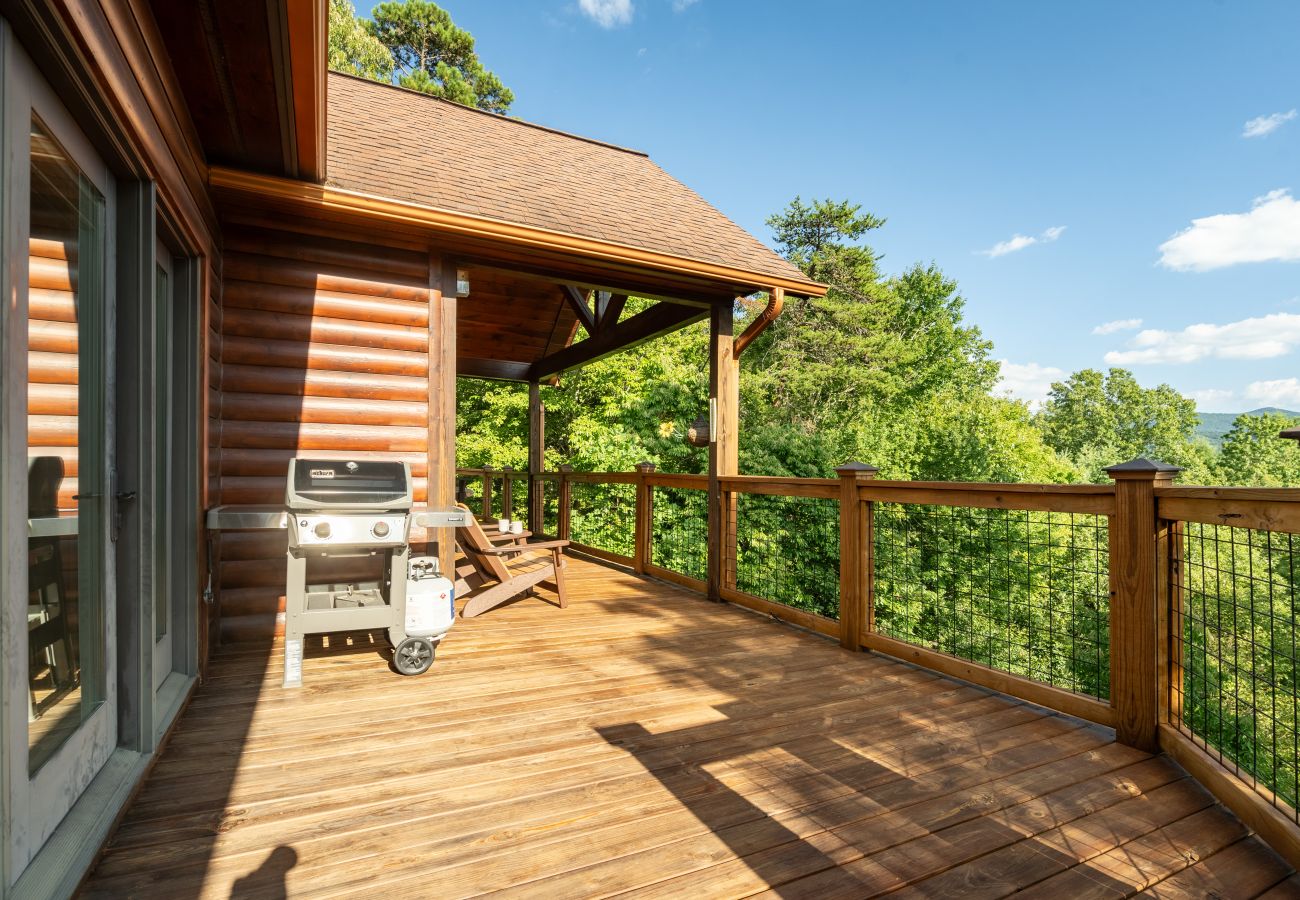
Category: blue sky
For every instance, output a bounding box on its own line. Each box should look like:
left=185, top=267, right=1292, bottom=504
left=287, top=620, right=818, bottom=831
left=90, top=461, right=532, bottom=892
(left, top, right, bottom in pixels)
left=360, top=1, right=1300, bottom=412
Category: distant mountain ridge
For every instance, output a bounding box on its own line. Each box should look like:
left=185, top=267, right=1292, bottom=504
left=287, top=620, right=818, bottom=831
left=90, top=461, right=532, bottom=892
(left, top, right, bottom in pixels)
left=1195, top=407, right=1300, bottom=448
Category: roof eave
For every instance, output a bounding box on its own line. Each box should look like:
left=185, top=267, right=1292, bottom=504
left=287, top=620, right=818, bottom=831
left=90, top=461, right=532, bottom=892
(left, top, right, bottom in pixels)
left=207, top=166, right=828, bottom=298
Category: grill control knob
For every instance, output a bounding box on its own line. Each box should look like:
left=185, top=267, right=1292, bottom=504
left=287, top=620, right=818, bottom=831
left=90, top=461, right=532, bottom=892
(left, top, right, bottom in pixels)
left=314, top=521, right=331, bottom=539
left=373, top=521, right=390, bottom=538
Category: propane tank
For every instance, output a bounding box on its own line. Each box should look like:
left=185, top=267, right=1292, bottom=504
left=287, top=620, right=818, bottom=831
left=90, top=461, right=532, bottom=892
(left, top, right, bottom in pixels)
left=404, top=556, right=455, bottom=639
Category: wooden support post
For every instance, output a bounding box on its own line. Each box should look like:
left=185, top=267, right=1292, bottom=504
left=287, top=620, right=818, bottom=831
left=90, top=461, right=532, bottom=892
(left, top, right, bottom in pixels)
left=1107, top=457, right=1182, bottom=752
left=528, top=380, right=544, bottom=533
left=836, top=462, right=878, bottom=651
left=428, top=256, right=458, bottom=579
left=1159, top=518, right=1186, bottom=729
left=558, top=464, right=573, bottom=542
left=707, top=302, right=738, bottom=602
left=634, top=461, right=656, bottom=575
left=481, top=467, right=493, bottom=520
left=500, top=467, right=514, bottom=521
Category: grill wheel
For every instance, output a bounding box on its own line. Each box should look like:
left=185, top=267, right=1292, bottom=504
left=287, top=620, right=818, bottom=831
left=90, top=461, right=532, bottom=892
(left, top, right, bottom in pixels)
left=393, top=637, right=435, bottom=676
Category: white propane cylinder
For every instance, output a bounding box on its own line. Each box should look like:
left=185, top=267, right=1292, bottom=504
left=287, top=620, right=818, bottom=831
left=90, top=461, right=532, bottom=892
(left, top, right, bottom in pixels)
left=405, top=556, right=455, bottom=639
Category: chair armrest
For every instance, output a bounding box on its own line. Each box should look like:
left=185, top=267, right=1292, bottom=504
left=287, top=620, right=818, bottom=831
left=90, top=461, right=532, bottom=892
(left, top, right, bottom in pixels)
left=477, top=539, right=570, bottom=555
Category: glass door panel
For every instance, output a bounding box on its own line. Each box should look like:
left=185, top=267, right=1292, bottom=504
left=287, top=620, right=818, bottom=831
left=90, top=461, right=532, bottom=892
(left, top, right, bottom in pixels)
left=25, top=116, right=108, bottom=774
left=153, top=248, right=173, bottom=690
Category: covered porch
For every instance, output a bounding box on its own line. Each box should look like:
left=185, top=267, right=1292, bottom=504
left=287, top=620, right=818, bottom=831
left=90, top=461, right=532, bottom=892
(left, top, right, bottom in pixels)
left=84, top=555, right=1294, bottom=897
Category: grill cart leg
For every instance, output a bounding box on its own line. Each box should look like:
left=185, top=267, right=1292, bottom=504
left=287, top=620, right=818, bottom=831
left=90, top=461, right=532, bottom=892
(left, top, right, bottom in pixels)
left=284, top=548, right=306, bottom=688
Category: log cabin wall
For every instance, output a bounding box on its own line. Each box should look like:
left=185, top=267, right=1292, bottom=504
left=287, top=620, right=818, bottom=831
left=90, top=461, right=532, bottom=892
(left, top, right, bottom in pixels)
left=214, top=223, right=435, bottom=643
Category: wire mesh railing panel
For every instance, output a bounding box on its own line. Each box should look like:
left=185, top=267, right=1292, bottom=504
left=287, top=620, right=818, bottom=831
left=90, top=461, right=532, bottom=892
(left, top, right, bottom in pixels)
left=651, top=486, right=708, bottom=582
left=569, top=480, right=636, bottom=559
left=457, top=474, right=484, bottom=514
left=873, top=503, right=1111, bottom=699
left=1177, top=522, right=1299, bottom=822
left=508, top=476, right=529, bottom=523
left=734, top=492, right=840, bottom=619
left=538, top=478, right=559, bottom=537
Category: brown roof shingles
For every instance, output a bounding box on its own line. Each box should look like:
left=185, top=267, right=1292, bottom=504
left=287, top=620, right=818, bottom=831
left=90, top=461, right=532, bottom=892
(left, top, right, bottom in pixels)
left=325, top=72, right=809, bottom=287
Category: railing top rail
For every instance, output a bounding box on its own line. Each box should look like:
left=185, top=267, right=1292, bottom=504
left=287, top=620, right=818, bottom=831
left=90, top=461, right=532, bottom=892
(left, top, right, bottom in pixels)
left=1156, top=485, right=1300, bottom=502
left=720, top=475, right=839, bottom=499
left=1157, top=493, right=1300, bottom=533
left=645, top=472, right=707, bottom=489
left=564, top=471, right=639, bottom=484
left=861, top=481, right=1116, bottom=516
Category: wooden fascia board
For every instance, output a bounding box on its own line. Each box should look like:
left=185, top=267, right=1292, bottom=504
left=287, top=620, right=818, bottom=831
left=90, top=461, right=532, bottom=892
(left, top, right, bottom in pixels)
left=530, top=302, right=707, bottom=379
left=207, top=166, right=828, bottom=298
left=285, top=0, right=326, bottom=181
left=458, top=357, right=533, bottom=381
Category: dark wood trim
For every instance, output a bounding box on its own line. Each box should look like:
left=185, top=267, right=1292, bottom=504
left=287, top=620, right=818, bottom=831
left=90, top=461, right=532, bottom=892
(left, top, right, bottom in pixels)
left=562, top=285, right=596, bottom=334
left=458, top=357, right=532, bottom=381
left=530, top=302, right=705, bottom=378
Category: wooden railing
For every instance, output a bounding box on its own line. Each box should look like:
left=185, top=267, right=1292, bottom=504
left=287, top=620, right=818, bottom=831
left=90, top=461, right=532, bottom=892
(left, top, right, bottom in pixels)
left=453, top=462, right=1300, bottom=868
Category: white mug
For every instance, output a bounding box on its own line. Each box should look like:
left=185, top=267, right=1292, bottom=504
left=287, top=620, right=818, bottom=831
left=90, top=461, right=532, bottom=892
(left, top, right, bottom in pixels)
left=497, top=518, right=510, bottom=532
left=510, top=520, right=524, bottom=534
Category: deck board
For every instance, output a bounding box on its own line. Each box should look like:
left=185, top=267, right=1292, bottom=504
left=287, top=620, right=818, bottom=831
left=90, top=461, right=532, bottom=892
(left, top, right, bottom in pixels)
left=81, top=557, right=1296, bottom=898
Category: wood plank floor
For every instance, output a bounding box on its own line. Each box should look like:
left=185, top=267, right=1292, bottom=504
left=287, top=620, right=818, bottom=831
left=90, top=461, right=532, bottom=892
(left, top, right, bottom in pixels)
left=82, top=556, right=1297, bottom=899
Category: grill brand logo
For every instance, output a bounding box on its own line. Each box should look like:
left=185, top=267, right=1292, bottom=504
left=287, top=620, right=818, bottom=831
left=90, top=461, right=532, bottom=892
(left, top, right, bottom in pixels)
left=310, top=469, right=336, bottom=479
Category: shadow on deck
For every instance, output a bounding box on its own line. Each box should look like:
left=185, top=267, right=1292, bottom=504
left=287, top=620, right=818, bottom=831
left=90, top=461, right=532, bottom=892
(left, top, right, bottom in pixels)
left=81, top=557, right=1296, bottom=898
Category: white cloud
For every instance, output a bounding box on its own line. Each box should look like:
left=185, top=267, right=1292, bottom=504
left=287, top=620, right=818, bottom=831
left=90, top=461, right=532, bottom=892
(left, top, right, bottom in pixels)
left=1104, top=312, right=1300, bottom=365
left=1189, top=388, right=1236, bottom=412
left=579, top=0, right=633, bottom=27
left=997, top=360, right=1066, bottom=410
left=671, top=0, right=700, bottom=9
left=1243, top=109, right=1297, bottom=139
left=1158, top=188, right=1300, bottom=271
left=980, top=225, right=1067, bottom=258
left=1244, top=378, right=1300, bottom=408
left=1092, top=318, right=1143, bottom=335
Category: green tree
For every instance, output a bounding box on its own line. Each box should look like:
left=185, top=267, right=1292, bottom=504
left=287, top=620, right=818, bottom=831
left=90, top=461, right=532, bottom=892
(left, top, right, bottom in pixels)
left=1035, top=368, right=1212, bottom=481
left=368, top=1, right=514, bottom=112
left=328, top=0, right=394, bottom=80
left=1216, top=411, right=1300, bottom=486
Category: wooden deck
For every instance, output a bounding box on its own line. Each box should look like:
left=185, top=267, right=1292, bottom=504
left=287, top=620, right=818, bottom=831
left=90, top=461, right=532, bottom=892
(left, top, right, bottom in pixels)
left=82, top=557, right=1297, bottom=898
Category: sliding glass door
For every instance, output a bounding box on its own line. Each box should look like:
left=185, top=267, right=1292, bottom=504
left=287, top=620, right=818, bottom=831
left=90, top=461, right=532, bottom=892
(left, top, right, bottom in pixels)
left=2, top=36, right=118, bottom=874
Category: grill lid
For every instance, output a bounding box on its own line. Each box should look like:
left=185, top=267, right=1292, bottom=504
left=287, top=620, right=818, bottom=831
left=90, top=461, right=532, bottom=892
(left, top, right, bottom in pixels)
left=286, top=459, right=412, bottom=510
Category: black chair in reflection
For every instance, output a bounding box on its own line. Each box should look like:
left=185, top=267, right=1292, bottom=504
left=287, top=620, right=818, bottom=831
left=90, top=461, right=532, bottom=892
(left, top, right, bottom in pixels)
left=28, top=456, right=74, bottom=717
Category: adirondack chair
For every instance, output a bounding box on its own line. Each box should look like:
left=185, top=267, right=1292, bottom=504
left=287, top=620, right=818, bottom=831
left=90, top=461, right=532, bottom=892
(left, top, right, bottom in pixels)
left=454, top=505, right=569, bottom=618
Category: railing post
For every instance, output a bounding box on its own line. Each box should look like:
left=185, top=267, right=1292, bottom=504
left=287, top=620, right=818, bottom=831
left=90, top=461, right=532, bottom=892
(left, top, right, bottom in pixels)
left=500, top=466, right=514, bottom=521
left=1106, top=457, right=1182, bottom=752
left=836, top=462, right=878, bottom=651
left=557, top=464, right=573, bottom=542
left=481, top=467, right=493, bottom=520
left=633, top=462, right=655, bottom=574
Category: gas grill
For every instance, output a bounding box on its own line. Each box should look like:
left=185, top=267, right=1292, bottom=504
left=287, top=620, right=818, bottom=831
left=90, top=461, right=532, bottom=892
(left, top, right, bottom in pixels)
left=282, top=458, right=454, bottom=686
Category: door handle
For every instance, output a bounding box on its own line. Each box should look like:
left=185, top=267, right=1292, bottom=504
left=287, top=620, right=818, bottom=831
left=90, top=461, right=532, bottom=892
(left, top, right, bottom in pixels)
left=111, top=491, right=137, bottom=542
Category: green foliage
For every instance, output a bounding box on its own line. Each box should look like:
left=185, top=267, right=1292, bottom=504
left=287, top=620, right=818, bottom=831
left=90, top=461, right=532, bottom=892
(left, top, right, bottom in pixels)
left=1216, top=412, right=1300, bottom=486
left=1035, top=368, right=1214, bottom=482
left=328, top=0, right=394, bottom=80
left=367, top=1, right=514, bottom=112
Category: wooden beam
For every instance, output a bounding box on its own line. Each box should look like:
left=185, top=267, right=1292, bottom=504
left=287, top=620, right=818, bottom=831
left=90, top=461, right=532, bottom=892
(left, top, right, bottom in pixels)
left=528, top=381, right=545, bottom=533
left=707, top=302, right=738, bottom=602
left=562, top=285, right=597, bottom=334
left=530, top=302, right=705, bottom=378
left=457, top=357, right=532, bottom=381
left=429, top=256, right=458, bottom=575
left=600, top=293, right=627, bottom=330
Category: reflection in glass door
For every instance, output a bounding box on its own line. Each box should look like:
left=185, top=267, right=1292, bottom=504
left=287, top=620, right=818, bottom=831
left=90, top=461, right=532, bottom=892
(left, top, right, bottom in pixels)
left=26, top=115, right=109, bottom=773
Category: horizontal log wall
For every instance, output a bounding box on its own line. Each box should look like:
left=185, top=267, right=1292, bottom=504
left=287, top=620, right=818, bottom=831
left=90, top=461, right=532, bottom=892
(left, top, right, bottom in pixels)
left=215, top=225, right=433, bottom=642
left=28, top=237, right=80, bottom=512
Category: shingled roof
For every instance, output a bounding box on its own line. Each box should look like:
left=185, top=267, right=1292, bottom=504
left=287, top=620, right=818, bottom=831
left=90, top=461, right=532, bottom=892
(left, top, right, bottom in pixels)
left=325, top=72, right=813, bottom=290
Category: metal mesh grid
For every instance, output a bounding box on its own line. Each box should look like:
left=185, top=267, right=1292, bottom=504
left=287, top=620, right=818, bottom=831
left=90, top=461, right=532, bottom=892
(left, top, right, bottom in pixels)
left=873, top=503, right=1111, bottom=699
left=538, top=478, right=559, bottom=537
left=569, top=480, right=636, bottom=559
left=650, top=486, right=708, bottom=582
left=734, top=492, right=840, bottom=619
left=458, top=474, right=484, bottom=514
left=1177, top=522, right=1299, bottom=822
left=507, top=476, right=529, bottom=522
